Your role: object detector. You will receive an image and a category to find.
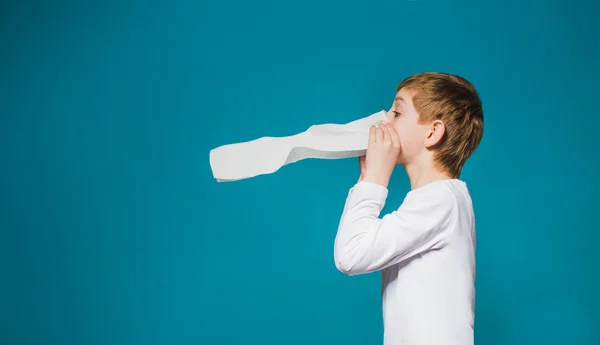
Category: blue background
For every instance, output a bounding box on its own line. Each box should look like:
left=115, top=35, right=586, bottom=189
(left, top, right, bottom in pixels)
left=2, top=0, right=599, bottom=344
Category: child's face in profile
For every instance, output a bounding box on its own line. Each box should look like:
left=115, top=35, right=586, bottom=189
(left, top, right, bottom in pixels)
left=386, top=88, right=429, bottom=165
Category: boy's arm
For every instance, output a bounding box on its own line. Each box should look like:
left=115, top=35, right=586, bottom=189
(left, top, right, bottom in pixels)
left=333, top=181, right=454, bottom=276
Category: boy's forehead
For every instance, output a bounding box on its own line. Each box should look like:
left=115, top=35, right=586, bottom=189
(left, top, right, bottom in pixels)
left=394, top=89, right=409, bottom=105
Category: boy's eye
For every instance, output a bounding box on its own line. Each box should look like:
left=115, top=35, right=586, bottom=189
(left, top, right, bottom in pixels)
left=393, top=111, right=402, bottom=117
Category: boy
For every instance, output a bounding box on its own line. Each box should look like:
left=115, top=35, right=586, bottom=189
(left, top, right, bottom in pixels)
left=334, top=72, right=483, bottom=345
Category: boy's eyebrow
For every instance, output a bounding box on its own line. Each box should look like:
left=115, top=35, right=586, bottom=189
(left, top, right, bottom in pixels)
left=395, top=96, right=405, bottom=105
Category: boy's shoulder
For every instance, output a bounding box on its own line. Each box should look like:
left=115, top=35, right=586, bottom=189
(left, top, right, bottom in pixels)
left=407, top=178, right=467, bottom=196
left=401, top=179, right=471, bottom=212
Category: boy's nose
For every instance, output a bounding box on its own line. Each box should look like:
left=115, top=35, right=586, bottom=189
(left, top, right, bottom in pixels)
left=384, top=110, right=393, bottom=122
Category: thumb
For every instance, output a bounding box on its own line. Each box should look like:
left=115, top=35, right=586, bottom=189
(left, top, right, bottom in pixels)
left=358, top=155, right=366, bottom=172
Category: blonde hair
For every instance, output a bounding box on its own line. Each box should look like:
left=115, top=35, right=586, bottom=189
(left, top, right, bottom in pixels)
left=397, top=72, right=484, bottom=178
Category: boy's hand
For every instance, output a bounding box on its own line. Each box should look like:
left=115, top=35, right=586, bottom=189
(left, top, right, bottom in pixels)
left=363, top=122, right=401, bottom=188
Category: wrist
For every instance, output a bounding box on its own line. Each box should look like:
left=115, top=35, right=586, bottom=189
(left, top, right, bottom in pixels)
left=363, top=172, right=390, bottom=188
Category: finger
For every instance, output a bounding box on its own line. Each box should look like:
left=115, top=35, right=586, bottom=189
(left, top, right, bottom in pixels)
left=386, top=123, right=401, bottom=148
left=369, top=125, right=376, bottom=145
left=375, top=125, right=383, bottom=143
left=380, top=123, right=391, bottom=144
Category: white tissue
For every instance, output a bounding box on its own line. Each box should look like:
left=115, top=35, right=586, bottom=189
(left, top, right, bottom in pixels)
left=209, top=110, right=388, bottom=182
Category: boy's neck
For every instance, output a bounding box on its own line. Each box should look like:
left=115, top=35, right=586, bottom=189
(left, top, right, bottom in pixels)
left=403, top=159, right=454, bottom=190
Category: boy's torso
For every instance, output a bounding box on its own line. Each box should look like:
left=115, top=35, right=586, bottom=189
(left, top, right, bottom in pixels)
left=381, top=180, right=476, bottom=345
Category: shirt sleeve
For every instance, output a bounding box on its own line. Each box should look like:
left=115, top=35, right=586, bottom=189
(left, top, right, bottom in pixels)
left=333, top=181, right=456, bottom=276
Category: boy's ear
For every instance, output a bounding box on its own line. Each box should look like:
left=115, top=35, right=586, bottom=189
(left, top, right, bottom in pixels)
left=424, top=120, right=446, bottom=148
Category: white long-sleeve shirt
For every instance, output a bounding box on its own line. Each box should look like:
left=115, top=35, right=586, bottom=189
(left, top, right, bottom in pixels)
left=334, top=179, right=476, bottom=345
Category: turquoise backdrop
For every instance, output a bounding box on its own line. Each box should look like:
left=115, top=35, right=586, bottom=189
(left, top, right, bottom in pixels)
left=2, top=0, right=599, bottom=344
